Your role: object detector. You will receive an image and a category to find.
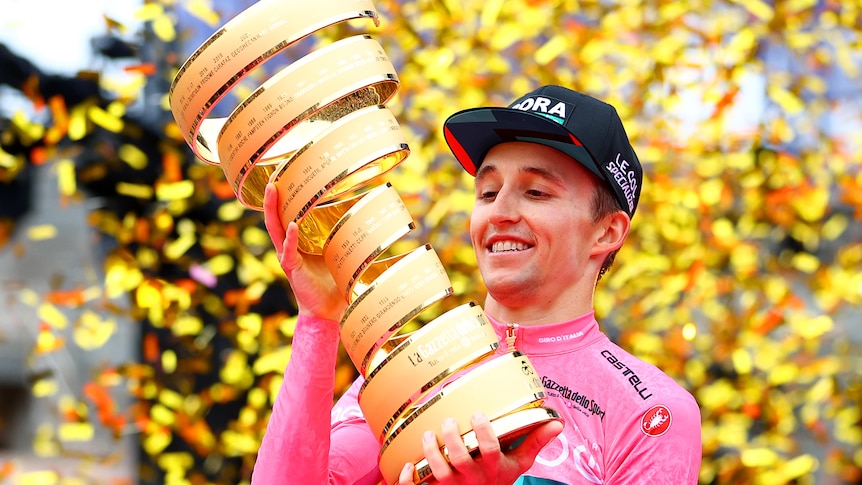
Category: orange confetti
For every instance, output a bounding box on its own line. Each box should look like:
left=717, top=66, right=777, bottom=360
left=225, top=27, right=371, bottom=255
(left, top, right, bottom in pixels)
left=0, top=460, right=14, bottom=479
left=211, top=179, right=237, bottom=199
left=143, top=332, right=160, bottom=363
left=162, top=150, right=184, bottom=183
left=29, top=146, right=49, bottom=165
left=45, top=288, right=87, bottom=307
left=44, top=95, right=70, bottom=144
left=135, top=217, right=151, bottom=243
left=124, top=62, right=158, bottom=76
left=752, top=308, right=784, bottom=335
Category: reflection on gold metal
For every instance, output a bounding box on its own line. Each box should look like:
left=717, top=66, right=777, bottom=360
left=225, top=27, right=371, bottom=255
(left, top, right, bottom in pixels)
left=377, top=351, right=549, bottom=482
left=168, top=1, right=559, bottom=484
left=270, top=104, right=409, bottom=233
left=359, top=302, right=500, bottom=441
left=220, top=35, right=400, bottom=210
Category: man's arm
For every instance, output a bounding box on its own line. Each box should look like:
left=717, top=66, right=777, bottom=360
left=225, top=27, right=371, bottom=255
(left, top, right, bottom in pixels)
left=251, top=314, right=381, bottom=484
left=253, top=184, right=381, bottom=483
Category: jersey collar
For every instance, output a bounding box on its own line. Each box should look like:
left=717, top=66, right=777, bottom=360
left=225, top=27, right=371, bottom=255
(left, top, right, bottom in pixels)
left=486, top=311, right=602, bottom=355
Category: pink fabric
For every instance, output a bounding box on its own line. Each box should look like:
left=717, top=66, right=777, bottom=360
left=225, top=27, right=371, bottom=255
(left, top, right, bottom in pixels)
left=251, top=312, right=702, bottom=484
left=251, top=315, right=381, bottom=485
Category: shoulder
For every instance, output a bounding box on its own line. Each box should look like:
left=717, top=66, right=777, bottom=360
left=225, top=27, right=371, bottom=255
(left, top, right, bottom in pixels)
left=594, top=340, right=697, bottom=410
left=594, top=342, right=702, bottom=484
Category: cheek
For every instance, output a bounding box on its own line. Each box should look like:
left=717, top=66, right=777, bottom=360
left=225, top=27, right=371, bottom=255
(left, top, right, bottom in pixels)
left=468, top=210, right=485, bottom=247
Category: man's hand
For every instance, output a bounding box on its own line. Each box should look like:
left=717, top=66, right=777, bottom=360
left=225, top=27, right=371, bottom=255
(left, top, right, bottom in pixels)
left=263, top=183, right=346, bottom=321
left=397, top=412, right=564, bottom=485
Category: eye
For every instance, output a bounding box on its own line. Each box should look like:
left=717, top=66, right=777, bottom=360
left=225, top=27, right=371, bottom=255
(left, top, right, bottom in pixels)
left=478, top=190, right=497, bottom=201
left=526, top=188, right=549, bottom=198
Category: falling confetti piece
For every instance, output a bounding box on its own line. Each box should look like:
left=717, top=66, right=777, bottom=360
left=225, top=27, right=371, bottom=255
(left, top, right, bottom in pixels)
left=27, top=225, right=58, bottom=241
left=58, top=422, right=95, bottom=442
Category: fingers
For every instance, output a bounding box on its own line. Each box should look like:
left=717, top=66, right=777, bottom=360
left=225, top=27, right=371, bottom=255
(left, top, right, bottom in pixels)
left=397, top=462, right=415, bottom=485
left=279, top=220, right=304, bottom=274
left=263, top=183, right=285, bottom=256
left=509, top=419, right=565, bottom=470
left=263, top=183, right=304, bottom=274
left=440, top=418, right=481, bottom=478
left=421, top=429, right=453, bottom=482
left=471, top=413, right=501, bottom=471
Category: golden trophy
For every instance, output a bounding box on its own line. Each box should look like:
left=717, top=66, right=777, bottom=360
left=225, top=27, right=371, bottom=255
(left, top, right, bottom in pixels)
left=168, top=1, right=559, bottom=482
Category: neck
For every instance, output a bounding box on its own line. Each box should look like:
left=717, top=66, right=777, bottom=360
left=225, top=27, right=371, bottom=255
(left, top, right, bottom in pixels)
left=482, top=288, right=595, bottom=326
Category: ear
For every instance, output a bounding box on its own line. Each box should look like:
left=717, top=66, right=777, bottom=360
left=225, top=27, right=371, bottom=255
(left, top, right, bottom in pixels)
left=591, top=210, right=630, bottom=256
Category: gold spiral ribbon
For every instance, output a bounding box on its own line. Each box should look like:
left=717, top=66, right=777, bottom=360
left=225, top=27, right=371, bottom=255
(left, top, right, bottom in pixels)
left=168, top=1, right=559, bottom=484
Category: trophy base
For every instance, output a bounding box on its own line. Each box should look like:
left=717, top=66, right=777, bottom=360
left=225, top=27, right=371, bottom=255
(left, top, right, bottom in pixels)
left=412, top=406, right=562, bottom=485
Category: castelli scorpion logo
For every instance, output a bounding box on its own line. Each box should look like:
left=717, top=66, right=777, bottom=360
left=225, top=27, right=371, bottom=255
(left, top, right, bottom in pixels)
left=640, top=404, right=672, bottom=437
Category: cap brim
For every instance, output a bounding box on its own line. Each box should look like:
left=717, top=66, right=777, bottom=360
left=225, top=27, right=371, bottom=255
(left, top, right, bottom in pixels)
left=443, top=107, right=604, bottom=179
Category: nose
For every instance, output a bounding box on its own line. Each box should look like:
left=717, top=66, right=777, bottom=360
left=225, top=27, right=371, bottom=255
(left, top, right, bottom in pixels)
left=487, top=188, right=521, bottom=225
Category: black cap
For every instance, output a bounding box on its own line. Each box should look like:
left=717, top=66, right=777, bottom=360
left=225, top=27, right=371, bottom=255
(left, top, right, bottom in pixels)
left=443, top=85, right=642, bottom=217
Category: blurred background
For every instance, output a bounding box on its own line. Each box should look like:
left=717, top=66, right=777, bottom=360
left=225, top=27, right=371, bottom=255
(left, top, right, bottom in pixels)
left=0, top=0, right=860, bottom=484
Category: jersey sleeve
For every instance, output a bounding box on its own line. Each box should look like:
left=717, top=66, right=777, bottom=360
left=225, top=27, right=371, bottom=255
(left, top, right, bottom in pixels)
left=251, top=314, right=381, bottom=485
left=604, top=391, right=702, bottom=485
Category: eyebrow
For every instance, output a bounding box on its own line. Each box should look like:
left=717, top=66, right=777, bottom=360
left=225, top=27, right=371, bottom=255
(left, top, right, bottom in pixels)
left=475, top=163, right=567, bottom=188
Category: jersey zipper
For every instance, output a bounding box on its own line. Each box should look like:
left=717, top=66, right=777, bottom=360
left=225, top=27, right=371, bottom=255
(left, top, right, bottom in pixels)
left=506, top=323, right=519, bottom=352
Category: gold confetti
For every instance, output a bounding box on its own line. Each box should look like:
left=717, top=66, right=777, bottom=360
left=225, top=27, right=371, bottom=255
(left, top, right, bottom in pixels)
left=741, top=447, right=779, bottom=468
left=790, top=314, right=833, bottom=339
left=56, top=159, right=77, bottom=196
left=27, top=225, right=58, bottom=241
left=72, top=311, right=116, bottom=350
left=38, top=303, right=68, bottom=329
left=19, top=471, right=60, bottom=485
left=156, top=180, right=195, bottom=200
left=682, top=322, right=697, bottom=341
left=187, top=0, right=221, bottom=26
left=58, top=422, right=95, bottom=442
left=730, top=0, right=774, bottom=21
left=253, top=347, right=293, bottom=376
left=87, top=105, right=124, bottom=132
left=118, top=143, right=148, bottom=170
left=32, top=378, right=59, bottom=397
left=133, top=2, right=164, bottom=21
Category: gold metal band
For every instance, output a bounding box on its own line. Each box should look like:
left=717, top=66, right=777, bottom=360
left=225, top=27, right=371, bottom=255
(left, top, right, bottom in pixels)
left=222, top=35, right=400, bottom=210
left=377, top=351, right=549, bottom=485
left=340, top=244, right=454, bottom=375
left=291, top=108, right=410, bottom=253
left=270, top=102, right=409, bottom=228
left=359, top=302, right=499, bottom=440
left=323, top=183, right=415, bottom=297
left=168, top=0, right=380, bottom=165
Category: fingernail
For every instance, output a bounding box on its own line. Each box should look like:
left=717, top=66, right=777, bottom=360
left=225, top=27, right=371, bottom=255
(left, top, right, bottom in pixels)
left=442, top=418, right=457, bottom=428
left=402, top=462, right=414, bottom=473
left=423, top=431, right=434, bottom=443
left=472, top=412, right=486, bottom=422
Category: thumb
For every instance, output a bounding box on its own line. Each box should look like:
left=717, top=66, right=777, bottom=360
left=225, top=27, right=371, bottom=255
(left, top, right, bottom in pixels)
left=280, top=221, right=304, bottom=274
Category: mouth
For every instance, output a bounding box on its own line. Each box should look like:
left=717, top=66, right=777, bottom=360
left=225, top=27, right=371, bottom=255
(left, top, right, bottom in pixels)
left=488, top=240, right=533, bottom=253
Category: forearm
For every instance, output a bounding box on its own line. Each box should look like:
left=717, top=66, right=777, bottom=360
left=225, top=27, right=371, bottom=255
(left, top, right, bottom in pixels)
left=252, top=313, right=341, bottom=484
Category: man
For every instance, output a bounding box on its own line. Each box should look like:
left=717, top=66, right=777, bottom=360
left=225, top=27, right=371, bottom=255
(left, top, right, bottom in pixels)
left=254, top=85, right=702, bottom=484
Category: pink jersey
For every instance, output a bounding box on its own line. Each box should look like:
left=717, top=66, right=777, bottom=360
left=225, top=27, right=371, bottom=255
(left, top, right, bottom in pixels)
left=252, top=312, right=701, bottom=484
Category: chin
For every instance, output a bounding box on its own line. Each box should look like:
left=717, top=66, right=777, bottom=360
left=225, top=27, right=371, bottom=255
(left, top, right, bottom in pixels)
left=486, top=280, right=537, bottom=303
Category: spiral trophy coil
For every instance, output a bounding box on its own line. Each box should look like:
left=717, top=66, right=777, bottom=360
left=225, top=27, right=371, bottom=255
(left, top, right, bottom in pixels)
left=168, top=1, right=559, bottom=483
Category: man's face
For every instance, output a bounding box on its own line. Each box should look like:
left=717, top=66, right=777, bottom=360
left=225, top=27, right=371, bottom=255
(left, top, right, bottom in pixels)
left=469, top=141, right=606, bottom=311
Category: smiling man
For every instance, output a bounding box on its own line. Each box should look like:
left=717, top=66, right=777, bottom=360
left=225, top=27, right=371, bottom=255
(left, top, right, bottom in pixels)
left=254, top=85, right=703, bottom=485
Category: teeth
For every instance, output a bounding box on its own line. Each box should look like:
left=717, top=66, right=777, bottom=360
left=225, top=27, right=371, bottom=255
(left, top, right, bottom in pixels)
left=491, top=241, right=529, bottom=253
